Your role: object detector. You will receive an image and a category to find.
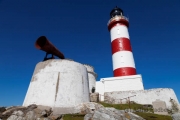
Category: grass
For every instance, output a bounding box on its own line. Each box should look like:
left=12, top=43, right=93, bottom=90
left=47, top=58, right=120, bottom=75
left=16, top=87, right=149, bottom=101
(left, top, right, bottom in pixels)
left=135, top=112, right=172, bottom=120
left=99, top=102, right=172, bottom=120
left=63, top=114, right=85, bottom=120
left=63, top=102, right=172, bottom=120
left=99, top=102, right=153, bottom=112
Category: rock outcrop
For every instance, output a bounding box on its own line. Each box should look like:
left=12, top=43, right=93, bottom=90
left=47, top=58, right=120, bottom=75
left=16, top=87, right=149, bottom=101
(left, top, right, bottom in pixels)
left=0, top=104, right=62, bottom=120
left=76, top=102, right=145, bottom=120
left=0, top=102, right=145, bottom=120
left=172, top=113, right=180, bottom=120
left=83, top=106, right=145, bottom=120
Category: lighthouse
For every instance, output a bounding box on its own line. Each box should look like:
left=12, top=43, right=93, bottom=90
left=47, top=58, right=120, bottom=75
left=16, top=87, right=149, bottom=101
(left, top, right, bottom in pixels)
left=108, top=7, right=136, bottom=77
left=95, top=7, right=180, bottom=109
left=96, top=7, right=144, bottom=99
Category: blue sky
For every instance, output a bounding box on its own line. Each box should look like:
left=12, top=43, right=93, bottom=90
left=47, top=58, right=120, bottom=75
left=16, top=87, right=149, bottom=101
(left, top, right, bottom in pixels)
left=0, top=0, right=180, bottom=106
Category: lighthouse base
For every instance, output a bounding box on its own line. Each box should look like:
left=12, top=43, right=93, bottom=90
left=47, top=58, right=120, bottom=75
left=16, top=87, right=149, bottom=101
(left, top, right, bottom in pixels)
left=96, top=75, right=144, bottom=101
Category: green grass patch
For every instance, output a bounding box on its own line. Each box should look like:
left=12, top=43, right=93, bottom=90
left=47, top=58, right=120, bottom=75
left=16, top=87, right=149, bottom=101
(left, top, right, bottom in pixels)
left=98, top=102, right=172, bottom=120
left=63, top=114, right=85, bottom=120
left=135, top=112, right=172, bottom=120
left=98, top=102, right=153, bottom=112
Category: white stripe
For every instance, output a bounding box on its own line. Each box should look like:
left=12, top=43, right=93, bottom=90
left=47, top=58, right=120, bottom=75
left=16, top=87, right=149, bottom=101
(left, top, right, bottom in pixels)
left=112, top=51, right=135, bottom=70
left=110, top=25, right=129, bottom=42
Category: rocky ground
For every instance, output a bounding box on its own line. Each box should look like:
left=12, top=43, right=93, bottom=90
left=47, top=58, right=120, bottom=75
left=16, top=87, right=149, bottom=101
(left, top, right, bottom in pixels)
left=0, top=102, right=145, bottom=120
left=0, top=104, right=62, bottom=120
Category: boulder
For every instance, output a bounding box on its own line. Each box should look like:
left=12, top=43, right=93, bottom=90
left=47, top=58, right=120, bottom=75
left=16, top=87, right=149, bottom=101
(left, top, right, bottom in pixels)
left=172, top=113, right=180, bottom=120
left=7, top=110, right=25, bottom=120
left=0, top=104, right=63, bottom=120
left=0, top=107, right=6, bottom=113
left=75, top=102, right=104, bottom=114
left=84, top=107, right=145, bottom=120
left=1, top=106, right=26, bottom=120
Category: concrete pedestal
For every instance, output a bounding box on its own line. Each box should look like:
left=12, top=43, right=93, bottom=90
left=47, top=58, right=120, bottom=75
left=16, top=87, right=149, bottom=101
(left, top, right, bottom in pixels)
left=23, top=59, right=90, bottom=109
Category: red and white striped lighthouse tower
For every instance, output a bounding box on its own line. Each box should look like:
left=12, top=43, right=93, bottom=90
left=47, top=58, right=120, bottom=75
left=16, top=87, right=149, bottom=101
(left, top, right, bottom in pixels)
left=96, top=7, right=144, bottom=96
left=108, top=7, right=136, bottom=77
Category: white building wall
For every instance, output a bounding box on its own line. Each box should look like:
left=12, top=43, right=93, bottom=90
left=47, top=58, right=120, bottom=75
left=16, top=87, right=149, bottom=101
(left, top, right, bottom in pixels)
left=104, top=88, right=179, bottom=109
left=23, top=59, right=90, bottom=108
left=96, top=75, right=144, bottom=101
left=103, top=75, right=144, bottom=92
left=83, top=64, right=94, bottom=72
left=96, top=81, right=104, bottom=94
left=88, top=74, right=96, bottom=92
left=84, top=64, right=97, bottom=93
left=96, top=75, right=144, bottom=93
left=96, top=81, right=104, bottom=101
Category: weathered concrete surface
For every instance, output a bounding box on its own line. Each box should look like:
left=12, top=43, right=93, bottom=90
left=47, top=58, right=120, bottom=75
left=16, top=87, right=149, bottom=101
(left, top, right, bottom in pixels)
left=104, top=88, right=179, bottom=109
left=90, top=93, right=99, bottom=102
left=23, top=59, right=90, bottom=109
left=84, top=64, right=97, bottom=93
left=152, top=99, right=168, bottom=115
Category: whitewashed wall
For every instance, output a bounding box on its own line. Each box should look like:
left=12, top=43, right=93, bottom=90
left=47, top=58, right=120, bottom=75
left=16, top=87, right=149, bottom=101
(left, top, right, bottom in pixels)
left=102, top=75, right=144, bottom=92
left=96, top=75, right=144, bottom=101
left=96, top=81, right=105, bottom=101
left=23, top=59, right=90, bottom=108
left=104, top=88, right=179, bottom=108
left=84, top=64, right=97, bottom=93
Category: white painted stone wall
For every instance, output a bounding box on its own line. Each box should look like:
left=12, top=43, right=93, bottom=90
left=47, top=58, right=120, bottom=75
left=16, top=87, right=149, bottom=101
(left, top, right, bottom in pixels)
left=84, top=64, right=97, bottom=93
left=23, top=59, right=90, bottom=108
left=96, top=75, right=144, bottom=101
left=104, top=88, right=179, bottom=109
left=96, top=81, right=105, bottom=101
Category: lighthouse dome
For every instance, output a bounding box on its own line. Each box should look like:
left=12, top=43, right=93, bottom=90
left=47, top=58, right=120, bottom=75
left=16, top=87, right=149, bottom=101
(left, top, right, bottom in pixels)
left=110, top=6, right=123, bottom=18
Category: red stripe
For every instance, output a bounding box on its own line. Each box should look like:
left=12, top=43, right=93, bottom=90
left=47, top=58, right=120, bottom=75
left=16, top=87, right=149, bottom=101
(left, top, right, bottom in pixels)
left=111, top=38, right=132, bottom=54
left=108, top=19, right=129, bottom=31
left=113, top=67, right=136, bottom=77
